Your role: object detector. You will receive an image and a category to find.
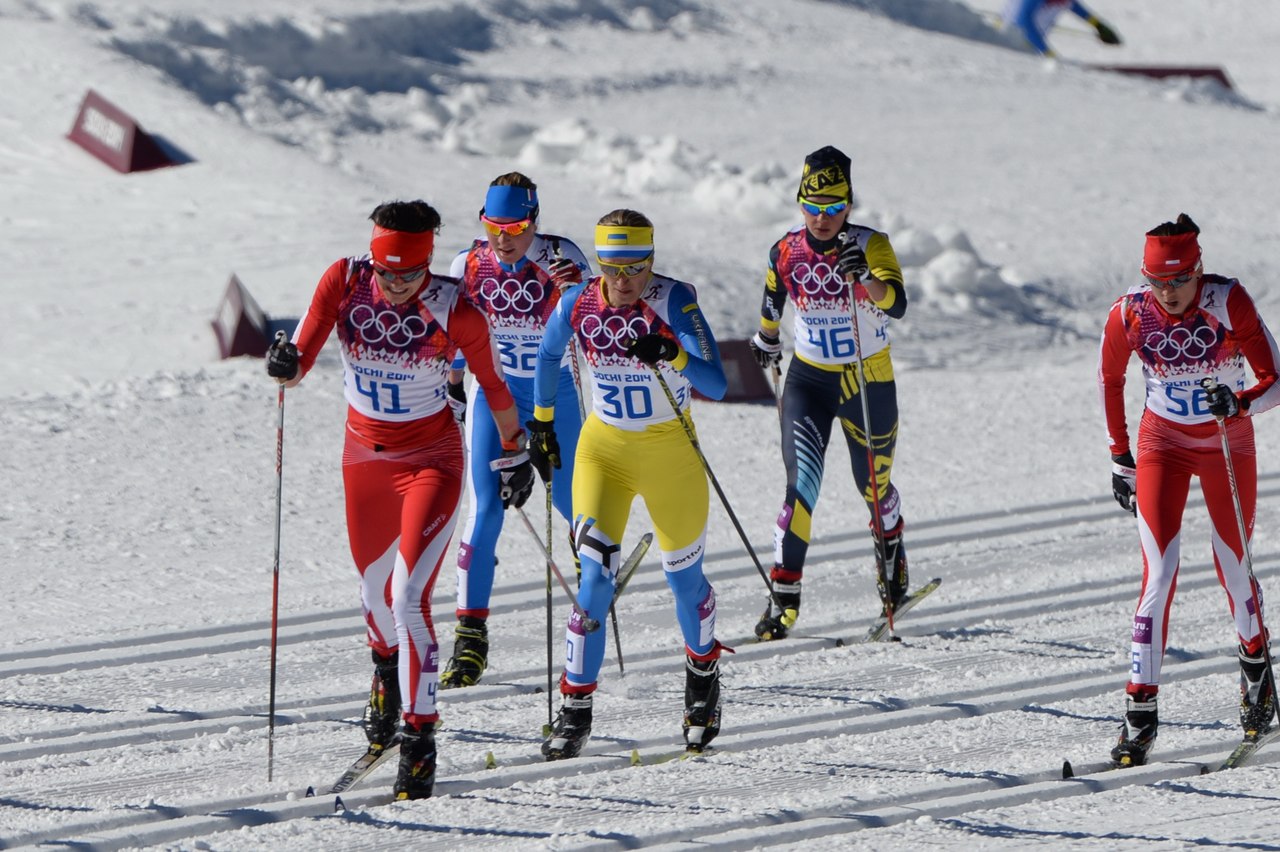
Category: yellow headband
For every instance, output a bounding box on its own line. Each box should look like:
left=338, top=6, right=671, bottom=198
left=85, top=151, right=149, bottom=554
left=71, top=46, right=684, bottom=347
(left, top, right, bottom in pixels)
left=595, top=225, right=654, bottom=265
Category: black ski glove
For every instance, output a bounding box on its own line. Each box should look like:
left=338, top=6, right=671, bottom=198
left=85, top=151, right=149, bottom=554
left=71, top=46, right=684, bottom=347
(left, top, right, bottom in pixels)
left=837, top=240, right=869, bottom=281
left=626, top=333, right=680, bottom=365
left=1205, top=382, right=1242, bottom=419
left=446, top=379, right=467, bottom=424
left=490, top=432, right=533, bottom=509
left=749, top=329, right=782, bottom=369
left=266, top=338, right=299, bottom=381
left=1091, top=17, right=1121, bottom=45
left=1111, top=452, right=1137, bottom=516
left=526, top=419, right=561, bottom=484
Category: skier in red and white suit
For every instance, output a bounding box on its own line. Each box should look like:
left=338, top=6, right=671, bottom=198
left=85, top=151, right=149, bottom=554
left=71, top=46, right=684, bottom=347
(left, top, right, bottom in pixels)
left=1098, top=213, right=1280, bottom=765
left=266, top=200, right=534, bottom=799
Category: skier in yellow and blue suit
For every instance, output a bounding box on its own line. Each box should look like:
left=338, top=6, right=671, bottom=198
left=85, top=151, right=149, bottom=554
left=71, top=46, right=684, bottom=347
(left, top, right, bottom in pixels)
left=526, top=208, right=728, bottom=761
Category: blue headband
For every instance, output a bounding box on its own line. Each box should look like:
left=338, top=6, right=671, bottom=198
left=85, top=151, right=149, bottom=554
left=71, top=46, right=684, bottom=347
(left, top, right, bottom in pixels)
left=484, top=185, right=539, bottom=220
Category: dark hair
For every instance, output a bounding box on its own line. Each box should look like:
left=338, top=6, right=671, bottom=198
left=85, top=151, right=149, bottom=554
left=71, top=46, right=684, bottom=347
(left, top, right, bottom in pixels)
left=597, top=208, right=653, bottom=229
left=490, top=171, right=537, bottom=191
left=369, top=200, right=442, bottom=233
left=1147, top=212, right=1199, bottom=238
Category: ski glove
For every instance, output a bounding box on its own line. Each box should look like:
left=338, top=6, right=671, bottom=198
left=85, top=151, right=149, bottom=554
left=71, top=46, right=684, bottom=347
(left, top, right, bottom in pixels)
left=549, top=257, right=583, bottom=288
left=266, top=339, right=300, bottom=381
left=490, top=432, right=534, bottom=509
left=1111, top=452, right=1137, bottom=516
left=1090, top=17, right=1122, bottom=45
left=626, top=333, right=680, bottom=365
left=526, top=419, right=561, bottom=484
left=837, top=240, right=869, bottom=282
left=446, top=379, right=467, bottom=424
left=1205, top=382, right=1242, bottom=419
left=749, top=329, right=782, bottom=369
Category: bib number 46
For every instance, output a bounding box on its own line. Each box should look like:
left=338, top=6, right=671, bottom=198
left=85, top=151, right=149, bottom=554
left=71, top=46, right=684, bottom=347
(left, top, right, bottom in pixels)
left=805, top=322, right=884, bottom=359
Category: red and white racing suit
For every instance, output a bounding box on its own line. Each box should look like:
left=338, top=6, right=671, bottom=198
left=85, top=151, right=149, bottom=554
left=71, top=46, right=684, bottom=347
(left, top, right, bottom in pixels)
left=1098, top=274, right=1280, bottom=694
left=291, top=255, right=513, bottom=726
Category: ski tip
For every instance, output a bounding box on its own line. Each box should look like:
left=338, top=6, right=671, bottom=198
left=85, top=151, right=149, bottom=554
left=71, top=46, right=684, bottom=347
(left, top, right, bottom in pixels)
left=1199, top=763, right=1212, bottom=775
left=485, top=750, right=497, bottom=770
left=833, top=638, right=845, bottom=647
left=889, top=635, right=903, bottom=643
left=533, top=686, right=544, bottom=694
left=1061, top=760, right=1073, bottom=779
left=541, top=723, right=553, bottom=738
left=334, top=795, right=345, bottom=813
left=630, top=748, right=642, bottom=767
left=305, top=785, right=315, bottom=797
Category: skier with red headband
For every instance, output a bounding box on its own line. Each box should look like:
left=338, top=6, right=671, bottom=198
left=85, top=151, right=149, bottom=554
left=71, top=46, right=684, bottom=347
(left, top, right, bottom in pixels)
left=265, top=199, right=534, bottom=800
left=441, top=172, right=592, bottom=689
left=1099, top=213, right=1280, bottom=766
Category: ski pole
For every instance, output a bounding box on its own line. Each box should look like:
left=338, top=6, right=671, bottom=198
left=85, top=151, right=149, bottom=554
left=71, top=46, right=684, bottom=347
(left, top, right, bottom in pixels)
left=837, top=233, right=896, bottom=635
left=605, top=532, right=654, bottom=675
left=649, top=368, right=789, bottom=613
left=543, top=484, right=554, bottom=726
left=551, top=239, right=588, bottom=423
left=516, top=505, right=601, bottom=632
left=1201, top=378, right=1278, bottom=721
left=267, top=330, right=287, bottom=782
left=770, top=363, right=784, bottom=422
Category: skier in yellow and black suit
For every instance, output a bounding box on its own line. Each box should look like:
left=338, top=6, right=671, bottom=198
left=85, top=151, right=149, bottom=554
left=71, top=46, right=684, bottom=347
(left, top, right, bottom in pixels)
left=748, top=145, right=910, bottom=640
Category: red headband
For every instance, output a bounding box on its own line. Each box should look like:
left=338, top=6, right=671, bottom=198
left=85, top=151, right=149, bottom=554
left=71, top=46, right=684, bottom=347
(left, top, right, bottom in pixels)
left=370, top=225, right=434, bottom=270
left=1142, top=231, right=1200, bottom=279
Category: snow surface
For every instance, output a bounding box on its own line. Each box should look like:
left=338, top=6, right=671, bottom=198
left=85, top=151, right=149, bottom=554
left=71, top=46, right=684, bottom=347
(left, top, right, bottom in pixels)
left=4, top=0, right=1280, bottom=848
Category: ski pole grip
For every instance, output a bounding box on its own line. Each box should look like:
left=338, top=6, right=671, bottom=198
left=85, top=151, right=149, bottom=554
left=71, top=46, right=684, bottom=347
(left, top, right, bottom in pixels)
left=273, top=330, right=287, bottom=347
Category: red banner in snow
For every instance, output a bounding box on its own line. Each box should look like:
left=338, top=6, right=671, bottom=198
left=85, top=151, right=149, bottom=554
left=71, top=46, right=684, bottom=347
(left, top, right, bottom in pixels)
left=67, top=89, right=180, bottom=173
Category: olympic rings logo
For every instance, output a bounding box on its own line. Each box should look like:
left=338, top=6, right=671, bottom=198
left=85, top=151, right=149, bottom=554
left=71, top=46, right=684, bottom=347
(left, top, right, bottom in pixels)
left=350, top=304, right=430, bottom=347
left=479, top=275, right=545, bottom=314
left=580, top=313, right=650, bottom=351
left=791, top=262, right=846, bottom=297
left=1142, top=325, right=1218, bottom=361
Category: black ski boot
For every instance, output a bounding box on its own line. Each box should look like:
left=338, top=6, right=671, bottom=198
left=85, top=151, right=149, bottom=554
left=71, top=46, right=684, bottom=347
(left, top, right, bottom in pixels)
left=876, top=519, right=910, bottom=615
left=542, top=693, right=593, bottom=761
left=1110, top=692, right=1158, bottom=766
left=362, top=649, right=401, bottom=748
left=393, top=722, right=437, bottom=800
left=1238, top=644, right=1276, bottom=737
left=754, top=581, right=800, bottom=641
left=683, top=654, right=722, bottom=752
left=440, top=616, right=489, bottom=689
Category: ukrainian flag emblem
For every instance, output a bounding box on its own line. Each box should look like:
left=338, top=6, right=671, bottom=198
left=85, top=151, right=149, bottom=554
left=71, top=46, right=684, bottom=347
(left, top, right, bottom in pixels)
left=595, top=225, right=654, bottom=265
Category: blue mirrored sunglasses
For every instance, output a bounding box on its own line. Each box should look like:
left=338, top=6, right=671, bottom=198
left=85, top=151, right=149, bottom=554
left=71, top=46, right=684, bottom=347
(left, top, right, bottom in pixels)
left=800, top=199, right=849, bottom=217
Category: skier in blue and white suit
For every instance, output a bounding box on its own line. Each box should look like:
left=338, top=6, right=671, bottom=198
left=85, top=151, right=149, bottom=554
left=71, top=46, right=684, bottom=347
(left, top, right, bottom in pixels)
left=440, top=172, right=592, bottom=689
left=526, top=208, right=730, bottom=760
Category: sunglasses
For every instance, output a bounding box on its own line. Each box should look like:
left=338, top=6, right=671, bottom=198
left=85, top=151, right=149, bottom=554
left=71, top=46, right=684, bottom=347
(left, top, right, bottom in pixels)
left=800, top=199, right=849, bottom=217
left=1143, top=263, right=1200, bottom=291
left=481, top=215, right=534, bottom=237
left=599, top=259, right=651, bottom=277
left=373, top=263, right=429, bottom=284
